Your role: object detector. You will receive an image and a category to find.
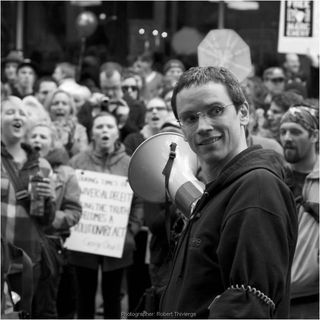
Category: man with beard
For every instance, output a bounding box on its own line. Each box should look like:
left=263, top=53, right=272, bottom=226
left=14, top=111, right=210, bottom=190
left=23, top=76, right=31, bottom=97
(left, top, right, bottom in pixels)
left=279, top=105, right=319, bottom=319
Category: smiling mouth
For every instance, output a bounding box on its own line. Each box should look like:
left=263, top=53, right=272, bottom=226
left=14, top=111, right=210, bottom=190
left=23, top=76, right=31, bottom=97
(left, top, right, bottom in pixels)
left=199, top=136, right=222, bottom=145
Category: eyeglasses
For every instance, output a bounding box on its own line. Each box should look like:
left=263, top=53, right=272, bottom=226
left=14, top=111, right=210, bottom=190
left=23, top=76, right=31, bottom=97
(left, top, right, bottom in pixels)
left=178, top=103, right=234, bottom=128
left=122, top=85, right=138, bottom=92
left=146, top=106, right=167, bottom=112
left=269, top=77, right=285, bottom=84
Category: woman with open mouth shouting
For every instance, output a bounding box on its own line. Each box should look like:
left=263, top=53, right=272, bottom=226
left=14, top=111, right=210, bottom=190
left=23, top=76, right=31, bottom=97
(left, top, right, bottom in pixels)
left=45, top=89, right=88, bottom=157
left=1, top=95, right=56, bottom=318
left=68, top=111, right=143, bottom=319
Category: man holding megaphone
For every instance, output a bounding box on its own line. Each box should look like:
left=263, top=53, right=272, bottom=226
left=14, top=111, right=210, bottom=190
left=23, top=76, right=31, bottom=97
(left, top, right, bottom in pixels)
left=158, top=66, right=298, bottom=318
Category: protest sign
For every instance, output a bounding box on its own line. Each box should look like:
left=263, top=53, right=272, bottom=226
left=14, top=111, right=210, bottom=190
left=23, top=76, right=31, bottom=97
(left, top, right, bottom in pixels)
left=278, top=0, right=319, bottom=55
left=64, top=170, right=133, bottom=258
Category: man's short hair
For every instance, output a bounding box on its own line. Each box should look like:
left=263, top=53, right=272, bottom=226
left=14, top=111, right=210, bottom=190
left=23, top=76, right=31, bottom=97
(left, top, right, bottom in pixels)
left=34, top=76, right=58, bottom=93
left=171, top=66, right=247, bottom=119
left=56, top=62, right=76, bottom=79
left=271, top=91, right=303, bottom=113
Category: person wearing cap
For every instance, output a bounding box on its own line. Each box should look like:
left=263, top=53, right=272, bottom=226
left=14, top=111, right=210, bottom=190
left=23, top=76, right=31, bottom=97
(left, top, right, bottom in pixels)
left=262, top=67, right=286, bottom=106
left=163, top=59, right=185, bottom=85
left=11, top=59, right=38, bottom=99
left=159, top=66, right=297, bottom=318
left=1, top=50, right=24, bottom=91
left=279, top=105, right=319, bottom=319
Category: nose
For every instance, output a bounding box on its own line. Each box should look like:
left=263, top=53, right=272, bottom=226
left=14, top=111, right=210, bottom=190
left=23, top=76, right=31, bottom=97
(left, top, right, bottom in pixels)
left=196, top=113, right=213, bottom=134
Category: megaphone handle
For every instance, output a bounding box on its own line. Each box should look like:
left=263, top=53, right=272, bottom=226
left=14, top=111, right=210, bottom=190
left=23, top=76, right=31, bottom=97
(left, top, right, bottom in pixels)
left=162, top=142, right=177, bottom=245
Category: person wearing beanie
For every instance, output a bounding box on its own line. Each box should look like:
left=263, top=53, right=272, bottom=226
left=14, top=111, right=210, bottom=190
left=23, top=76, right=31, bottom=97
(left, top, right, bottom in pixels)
left=163, top=59, right=185, bottom=85
left=279, top=104, right=319, bottom=319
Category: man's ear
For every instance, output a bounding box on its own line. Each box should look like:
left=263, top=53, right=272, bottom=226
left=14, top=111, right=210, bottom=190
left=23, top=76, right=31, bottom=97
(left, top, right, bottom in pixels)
left=239, top=102, right=250, bottom=126
left=310, top=129, right=319, bottom=144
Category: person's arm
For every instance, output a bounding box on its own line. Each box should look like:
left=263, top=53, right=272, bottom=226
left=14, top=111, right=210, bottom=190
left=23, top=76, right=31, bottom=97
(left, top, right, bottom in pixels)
left=51, top=167, right=82, bottom=232
left=209, top=172, right=297, bottom=318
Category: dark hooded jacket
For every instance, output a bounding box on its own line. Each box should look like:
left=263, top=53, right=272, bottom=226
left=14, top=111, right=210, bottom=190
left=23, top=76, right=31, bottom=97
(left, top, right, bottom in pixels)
left=160, top=146, right=298, bottom=319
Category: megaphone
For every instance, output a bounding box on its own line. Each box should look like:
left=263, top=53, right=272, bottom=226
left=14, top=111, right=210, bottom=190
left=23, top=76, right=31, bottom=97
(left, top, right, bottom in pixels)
left=128, top=132, right=205, bottom=217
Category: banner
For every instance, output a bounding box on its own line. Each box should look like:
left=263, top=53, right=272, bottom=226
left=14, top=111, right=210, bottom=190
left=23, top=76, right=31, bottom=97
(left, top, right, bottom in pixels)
left=278, top=0, right=319, bottom=55
left=65, top=170, right=133, bottom=258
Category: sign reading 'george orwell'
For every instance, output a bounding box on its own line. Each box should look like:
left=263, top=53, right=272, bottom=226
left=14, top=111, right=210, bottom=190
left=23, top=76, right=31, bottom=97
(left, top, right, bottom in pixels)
left=278, top=0, right=319, bottom=55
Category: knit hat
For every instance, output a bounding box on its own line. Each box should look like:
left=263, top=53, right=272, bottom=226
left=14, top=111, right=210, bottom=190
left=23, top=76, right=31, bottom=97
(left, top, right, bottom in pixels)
left=163, top=59, right=185, bottom=74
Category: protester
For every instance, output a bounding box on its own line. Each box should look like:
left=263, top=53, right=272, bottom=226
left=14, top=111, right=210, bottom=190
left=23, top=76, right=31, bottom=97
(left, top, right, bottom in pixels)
left=283, top=53, right=307, bottom=87
left=159, top=66, right=298, bottom=318
left=69, top=112, right=143, bottom=319
left=133, top=52, right=163, bottom=102
left=52, top=62, right=77, bottom=87
left=34, top=76, right=58, bottom=107
left=279, top=105, right=319, bottom=319
left=245, top=96, right=283, bottom=155
left=22, top=95, right=51, bottom=132
left=121, top=69, right=146, bottom=131
left=124, top=97, right=169, bottom=155
left=27, top=122, right=82, bottom=318
left=265, top=91, right=303, bottom=143
left=45, top=89, right=88, bottom=157
left=1, top=50, right=24, bottom=92
left=262, top=66, right=286, bottom=106
left=1, top=95, right=56, bottom=318
left=99, top=62, right=123, bottom=100
left=163, top=59, right=185, bottom=86
left=124, top=97, right=169, bottom=312
left=11, top=59, right=38, bottom=99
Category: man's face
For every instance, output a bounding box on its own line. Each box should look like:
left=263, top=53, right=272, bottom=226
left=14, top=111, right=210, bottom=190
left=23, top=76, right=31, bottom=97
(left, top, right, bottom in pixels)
left=17, top=66, right=36, bottom=89
left=285, top=54, right=300, bottom=75
left=122, top=77, right=138, bottom=100
left=280, top=122, right=315, bottom=163
left=264, top=73, right=285, bottom=94
left=177, top=82, right=248, bottom=166
left=100, top=71, right=123, bottom=100
left=36, top=81, right=58, bottom=105
left=145, top=98, right=168, bottom=130
left=266, top=102, right=285, bottom=134
left=4, top=62, right=19, bottom=82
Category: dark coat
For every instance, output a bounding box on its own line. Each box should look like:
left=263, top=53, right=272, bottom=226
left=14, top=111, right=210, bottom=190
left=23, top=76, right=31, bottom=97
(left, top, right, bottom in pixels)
left=160, top=146, right=298, bottom=318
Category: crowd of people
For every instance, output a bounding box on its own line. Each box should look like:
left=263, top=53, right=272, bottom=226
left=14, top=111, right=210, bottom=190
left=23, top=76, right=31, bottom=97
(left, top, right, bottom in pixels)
left=1, top=47, right=319, bottom=319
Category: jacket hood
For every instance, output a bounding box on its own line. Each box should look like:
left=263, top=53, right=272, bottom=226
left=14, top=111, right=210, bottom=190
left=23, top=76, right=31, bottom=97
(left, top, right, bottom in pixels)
left=86, top=141, right=128, bottom=167
left=206, top=146, right=288, bottom=196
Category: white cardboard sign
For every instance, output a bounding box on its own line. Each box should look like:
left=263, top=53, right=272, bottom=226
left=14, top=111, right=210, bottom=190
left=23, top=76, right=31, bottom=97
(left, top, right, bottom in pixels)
left=65, top=170, right=133, bottom=258
left=278, top=0, right=319, bottom=55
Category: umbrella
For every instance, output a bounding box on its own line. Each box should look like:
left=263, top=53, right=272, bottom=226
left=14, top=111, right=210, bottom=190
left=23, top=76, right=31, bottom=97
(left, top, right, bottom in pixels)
left=198, top=29, right=252, bottom=82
